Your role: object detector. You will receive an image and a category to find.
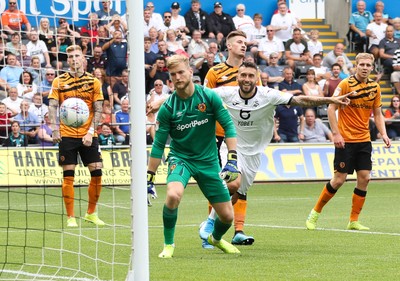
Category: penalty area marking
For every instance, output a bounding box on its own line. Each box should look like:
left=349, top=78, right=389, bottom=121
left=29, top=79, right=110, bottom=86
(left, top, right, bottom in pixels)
left=0, top=270, right=94, bottom=281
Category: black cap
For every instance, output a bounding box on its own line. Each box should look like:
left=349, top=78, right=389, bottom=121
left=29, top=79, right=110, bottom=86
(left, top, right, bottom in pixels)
left=214, top=2, right=222, bottom=8
left=171, top=2, right=180, bottom=9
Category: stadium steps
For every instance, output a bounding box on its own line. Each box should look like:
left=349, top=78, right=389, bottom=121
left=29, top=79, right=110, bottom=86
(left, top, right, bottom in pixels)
left=301, top=18, right=394, bottom=109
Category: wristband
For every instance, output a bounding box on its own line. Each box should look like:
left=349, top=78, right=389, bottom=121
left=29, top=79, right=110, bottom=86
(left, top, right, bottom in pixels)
left=227, top=150, right=238, bottom=161
left=88, top=127, right=95, bottom=134
left=147, top=171, right=155, bottom=182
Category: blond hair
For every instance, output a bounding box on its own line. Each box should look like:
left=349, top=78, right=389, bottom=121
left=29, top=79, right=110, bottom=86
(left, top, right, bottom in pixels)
left=355, top=52, right=374, bottom=65
left=66, top=45, right=82, bottom=53
left=166, top=54, right=190, bottom=69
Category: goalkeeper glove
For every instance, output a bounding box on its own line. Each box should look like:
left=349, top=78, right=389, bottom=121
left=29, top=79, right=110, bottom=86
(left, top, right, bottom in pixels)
left=219, top=150, right=240, bottom=183
left=147, top=171, right=158, bottom=206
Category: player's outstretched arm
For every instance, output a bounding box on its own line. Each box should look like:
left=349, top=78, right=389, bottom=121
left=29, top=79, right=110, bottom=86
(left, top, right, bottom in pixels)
left=291, top=92, right=351, bottom=108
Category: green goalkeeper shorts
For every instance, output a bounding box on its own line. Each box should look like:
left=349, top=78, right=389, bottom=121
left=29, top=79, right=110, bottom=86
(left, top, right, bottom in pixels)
left=166, top=156, right=230, bottom=204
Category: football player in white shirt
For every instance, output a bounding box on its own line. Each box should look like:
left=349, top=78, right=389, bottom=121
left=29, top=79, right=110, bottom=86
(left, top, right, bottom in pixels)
left=199, top=61, right=351, bottom=246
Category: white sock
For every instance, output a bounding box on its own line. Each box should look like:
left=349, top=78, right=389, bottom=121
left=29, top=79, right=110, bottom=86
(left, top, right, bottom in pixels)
left=208, top=208, right=217, bottom=220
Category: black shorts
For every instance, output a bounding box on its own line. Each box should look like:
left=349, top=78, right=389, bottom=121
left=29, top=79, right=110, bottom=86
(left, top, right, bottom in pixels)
left=59, top=137, right=102, bottom=166
left=333, top=142, right=372, bottom=174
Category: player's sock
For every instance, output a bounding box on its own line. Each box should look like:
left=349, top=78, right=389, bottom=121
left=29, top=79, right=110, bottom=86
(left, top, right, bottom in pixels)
left=162, top=204, right=178, bottom=245
left=212, top=217, right=231, bottom=241
left=313, top=182, right=337, bottom=213
left=208, top=208, right=217, bottom=220
left=350, top=188, right=366, bottom=222
left=233, top=194, right=247, bottom=233
left=62, top=170, right=75, bottom=217
left=87, top=170, right=102, bottom=214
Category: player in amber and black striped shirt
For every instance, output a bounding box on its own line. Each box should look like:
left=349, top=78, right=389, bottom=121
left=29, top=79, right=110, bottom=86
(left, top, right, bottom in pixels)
left=306, top=53, right=391, bottom=231
left=48, top=45, right=105, bottom=228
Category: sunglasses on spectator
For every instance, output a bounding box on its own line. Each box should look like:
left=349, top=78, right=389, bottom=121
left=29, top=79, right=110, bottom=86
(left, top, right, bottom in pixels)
left=154, top=84, right=163, bottom=86
left=237, top=9, right=244, bottom=11
left=9, top=2, right=17, bottom=4
left=46, top=73, right=55, bottom=76
left=164, top=16, right=171, bottom=18
left=267, top=30, right=274, bottom=32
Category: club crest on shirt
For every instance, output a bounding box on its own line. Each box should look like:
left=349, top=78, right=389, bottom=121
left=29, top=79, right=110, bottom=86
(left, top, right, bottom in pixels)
left=339, top=162, right=345, bottom=169
left=197, top=103, right=206, bottom=112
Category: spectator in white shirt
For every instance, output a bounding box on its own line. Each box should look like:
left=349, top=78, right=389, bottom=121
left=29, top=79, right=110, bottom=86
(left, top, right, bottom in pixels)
left=270, top=2, right=298, bottom=43
left=366, top=12, right=387, bottom=59
left=170, top=2, right=189, bottom=34
left=258, top=26, right=284, bottom=65
left=307, top=29, right=323, bottom=57
left=233, top=4, right=258, bottom=57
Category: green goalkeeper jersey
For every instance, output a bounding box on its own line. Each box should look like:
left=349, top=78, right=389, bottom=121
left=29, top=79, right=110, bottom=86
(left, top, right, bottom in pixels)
left=150, top=84, right=236, bottom=162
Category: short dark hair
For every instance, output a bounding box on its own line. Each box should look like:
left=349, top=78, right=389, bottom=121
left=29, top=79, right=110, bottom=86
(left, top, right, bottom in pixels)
left=331, top=63, right=342, bottom=70
left=239, top=61, right=258, bottom=72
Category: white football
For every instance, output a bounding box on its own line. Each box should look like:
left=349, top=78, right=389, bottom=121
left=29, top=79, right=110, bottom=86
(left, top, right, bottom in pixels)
left=60, top=98, right=90, bottom=128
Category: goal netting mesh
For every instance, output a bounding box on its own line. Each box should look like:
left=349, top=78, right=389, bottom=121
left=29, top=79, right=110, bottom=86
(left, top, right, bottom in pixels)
left=0, top=1, right=133, bottom=280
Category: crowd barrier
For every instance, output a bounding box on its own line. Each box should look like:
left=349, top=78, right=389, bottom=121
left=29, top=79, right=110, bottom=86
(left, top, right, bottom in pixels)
left=1, top=142, right=399, bottom=187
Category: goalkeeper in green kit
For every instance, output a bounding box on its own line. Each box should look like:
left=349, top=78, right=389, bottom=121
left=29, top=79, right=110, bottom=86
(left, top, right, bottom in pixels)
left=147, top=55, right=241, bottom=258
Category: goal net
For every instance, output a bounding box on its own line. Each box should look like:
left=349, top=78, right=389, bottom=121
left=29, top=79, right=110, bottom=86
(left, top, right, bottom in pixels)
left=0, top=0, right=135, bottom=280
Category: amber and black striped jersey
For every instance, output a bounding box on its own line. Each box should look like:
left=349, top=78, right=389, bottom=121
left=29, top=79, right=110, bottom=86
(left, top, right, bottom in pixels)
left=336, top=75, right=381, bottom=143
left=49, top=72, right=103, bottom=138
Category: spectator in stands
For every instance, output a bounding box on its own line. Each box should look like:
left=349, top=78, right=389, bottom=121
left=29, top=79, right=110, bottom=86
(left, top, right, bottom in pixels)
left=78, top=33, right=93, bottom=58
left=14, top=100, right=39, bottom=144
left=26, top=30, right=52, bottom=67
left=37, top=68, right=55, bottom=106
left=366, top=12, right=387, bottom=60
left=384, top=95, right=400, bottom=140
left=148, top=27, right=160, bottom=54
left=208, top=41, right=226, bottom=63
left=270, top=2, right=298, bottom=44
left=302, top=69, right=323, bottom=97
left=144, top=36, right=158, bottom=94
left=374, top=1, right=390, bottom=24
left=106, top=14, right=127, bottom=39
left=307, top=29, right=323, bottom=57
left=264, top=52, right=284, bottom=88
left=38, top=17, right=55, bottom=47
left=98, top=123, right=116, bottom=146
left=393, top=18, right=400, bottom=39
left=96, top=0, right=119, bottom=26
left=6, top=33, right=21, bottom=56
left=2, top=87, right=22, bottom=113
left=258, top=26, right=284, bottom=65
left=28, top=93, right=48, bottom=124
left=157, top=40, right=175, bottom=60
left=17, top=45, right=31, bottom=68
left=26, top=56, right=44, bottom=85
left=184, top=0, right=210, bottom=38
left=391, top=49, right=400, bottom=95
left=94, top=68, right=113, bottom=108
left=187, top=30, right=209, bottom=68
left=248, top=13, right=266, bottom=54
left=310, top=53, right=331, bottom=89
left=161, top=11, right=173, bottom=33
left=285, top=28, right=312, bottom=71
left=378, top=25, right=400, bottom=74
left=274, top=103, right=305, bottom=143
left=165, top=29, right=189, bottom=55
left=80, top=13, right=99, bottom=43
left=196, top=52, right=216, bottom=84
left=143, top=8, right=163, bottom=39
left=52, top=28, right=72, bottom=70
left=99, top=100, right=112, bottom=132
left=102, top=30, right=128, bottom=85
left=323, top=63, right=342, bottom=97
left=278, top=67, right=303, bottom=95
left=335, top=56, right=352, bottom=79
left=87, top=45, right=106, bottom=73
left=146, top=2, right=163, bottom=28
left=58, top=18, right=81, bottom=41
left=2, top=120, right=27, bottom=147
left=112, top=69, right=128, bottom=111
left=322, top=43, right=353, bottom=70
left=148, top=57, right=169, bottom=90
left=0, top=101, right=17, bottom=145
left=146, top=79, right=169, bottom=142
left=208, top=2, right=236, bottom=46
left=112, top=97, right=130, bottom=144
left=349, top=0, right=373, bottom=53
left=1, top=0, right=31, bottom=38
left=260, top=72, right=269, bottom=87
left=302, top=108, right=333, bottom=143
left=0, top=39, right=11, bottom=71
left=0, top=53, right=23, bottom=89
left=232, top=4, right=257, bottom=57
left=170, top=2, right=189, bottom=34
left=96, top=25, right=109, bottom=50
left=38, top=112, right=54, bottom=146
left=17, top=71, right=37, bottom=102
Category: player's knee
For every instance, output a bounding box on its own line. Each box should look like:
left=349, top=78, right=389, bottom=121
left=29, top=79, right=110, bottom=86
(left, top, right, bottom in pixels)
left=90, top=169, right=102, bottom=177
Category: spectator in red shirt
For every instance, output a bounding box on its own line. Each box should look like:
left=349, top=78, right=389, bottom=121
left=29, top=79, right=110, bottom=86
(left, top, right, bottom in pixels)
left=1, top=0, right=31, bottom=38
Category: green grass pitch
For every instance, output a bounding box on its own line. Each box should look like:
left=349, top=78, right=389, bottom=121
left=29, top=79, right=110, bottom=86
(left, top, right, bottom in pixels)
left=0, top=181, right=399, bottom=280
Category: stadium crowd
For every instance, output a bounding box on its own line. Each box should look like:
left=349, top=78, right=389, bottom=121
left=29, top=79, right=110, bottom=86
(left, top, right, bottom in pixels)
left=1, top=0, right=400, bottom=147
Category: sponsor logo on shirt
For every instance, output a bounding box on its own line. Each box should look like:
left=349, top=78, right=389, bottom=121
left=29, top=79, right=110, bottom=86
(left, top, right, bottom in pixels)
left=176, top=118, right=209, bottom=131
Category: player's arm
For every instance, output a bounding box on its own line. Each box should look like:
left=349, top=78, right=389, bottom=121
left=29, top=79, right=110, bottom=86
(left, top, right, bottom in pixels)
left=373, top=106, right=391, bottom=148
left=290, top=92, right=351, bottom=108
left=48, top=98, right=60, bottom=143
left=90, top=100, right=103, bottom=135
